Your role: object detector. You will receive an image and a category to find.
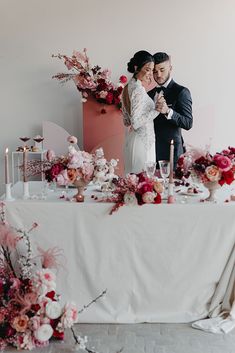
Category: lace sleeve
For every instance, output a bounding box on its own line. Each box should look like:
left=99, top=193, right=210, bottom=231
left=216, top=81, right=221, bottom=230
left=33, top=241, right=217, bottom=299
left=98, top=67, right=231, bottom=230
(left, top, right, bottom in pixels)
left=122, top=104, right=131, bottom=127
left=130, top=85, right=158, bottom=130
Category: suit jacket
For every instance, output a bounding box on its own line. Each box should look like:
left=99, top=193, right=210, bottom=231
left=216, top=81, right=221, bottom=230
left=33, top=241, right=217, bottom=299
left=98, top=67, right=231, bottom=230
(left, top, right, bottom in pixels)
left=148, top=79, right=193, bottom=169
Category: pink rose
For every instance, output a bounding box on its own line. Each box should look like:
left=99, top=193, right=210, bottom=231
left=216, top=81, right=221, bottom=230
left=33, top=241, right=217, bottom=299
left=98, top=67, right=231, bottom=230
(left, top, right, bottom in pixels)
left=213, top=154, right=232, bottom=171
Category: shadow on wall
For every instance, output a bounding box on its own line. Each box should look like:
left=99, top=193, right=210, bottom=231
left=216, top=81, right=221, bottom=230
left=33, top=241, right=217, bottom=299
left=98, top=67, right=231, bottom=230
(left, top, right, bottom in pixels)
left=43, top=121, right=79, bottom=155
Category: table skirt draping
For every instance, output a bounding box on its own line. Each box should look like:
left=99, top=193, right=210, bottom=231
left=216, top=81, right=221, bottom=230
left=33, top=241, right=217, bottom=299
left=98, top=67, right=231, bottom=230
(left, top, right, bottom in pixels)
left=4, top=182, right=235, bottom=323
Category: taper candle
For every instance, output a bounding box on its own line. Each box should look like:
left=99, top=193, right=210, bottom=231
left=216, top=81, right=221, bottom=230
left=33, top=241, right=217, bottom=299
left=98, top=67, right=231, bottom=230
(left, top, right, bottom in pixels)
left=23, top=147, right=27, bottom=182
left=5, top=148, right=10, bottom=184
left=169, top=140, right=174, bottom=184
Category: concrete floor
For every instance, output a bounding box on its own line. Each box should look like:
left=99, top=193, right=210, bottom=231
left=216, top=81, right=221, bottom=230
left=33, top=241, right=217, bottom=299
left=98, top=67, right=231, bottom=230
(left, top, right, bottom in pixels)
left=4, top=323, right=235, bottom=353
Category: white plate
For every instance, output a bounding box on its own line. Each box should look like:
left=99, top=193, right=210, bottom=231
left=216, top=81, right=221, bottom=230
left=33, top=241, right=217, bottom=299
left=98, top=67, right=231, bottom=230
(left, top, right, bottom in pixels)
left=180, top=191, right=202, bottom=197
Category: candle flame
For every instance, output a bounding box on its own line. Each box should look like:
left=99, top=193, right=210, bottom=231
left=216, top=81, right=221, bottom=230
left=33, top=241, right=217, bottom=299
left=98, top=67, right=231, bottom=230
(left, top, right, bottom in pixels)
left=5, top=148, right=8, bottom=154
left=23, top=147, right=26, bottom=152
left=171, top=139, right=174, bottom=144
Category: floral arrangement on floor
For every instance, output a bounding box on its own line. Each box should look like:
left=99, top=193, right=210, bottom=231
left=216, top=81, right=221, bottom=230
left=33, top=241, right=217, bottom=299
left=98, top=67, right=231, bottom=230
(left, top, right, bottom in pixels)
left=175, top=146, right=235, bottom=186
left=52, top=48, right=127, bottom=112
left=0, top=203, right=122, bottom=352
left=22, top=136, right=118, bottom=193
left=0, top=203, right=77, bottom=349
left=95, top=172, right=163, bottom=214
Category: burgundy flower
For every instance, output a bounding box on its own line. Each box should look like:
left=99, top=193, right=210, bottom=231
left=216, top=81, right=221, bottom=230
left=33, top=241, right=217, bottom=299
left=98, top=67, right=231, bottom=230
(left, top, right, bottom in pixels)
left=106, top=92, right=114, bottom=104
left=53, top=330, right=64, bottom=340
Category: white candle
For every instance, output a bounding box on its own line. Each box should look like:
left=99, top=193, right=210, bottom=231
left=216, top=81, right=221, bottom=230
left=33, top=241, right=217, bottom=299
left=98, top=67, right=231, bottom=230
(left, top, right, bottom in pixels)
left=169, top=140, right=174, bottom=184
left=5, top=148, right=10, bottom=184
left=23, top=147, right=27, bottom=182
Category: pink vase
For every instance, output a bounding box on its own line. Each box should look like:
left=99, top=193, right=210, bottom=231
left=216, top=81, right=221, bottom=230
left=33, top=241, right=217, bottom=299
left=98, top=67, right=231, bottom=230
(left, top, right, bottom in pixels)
left=83, top=96, right=125, bottom=176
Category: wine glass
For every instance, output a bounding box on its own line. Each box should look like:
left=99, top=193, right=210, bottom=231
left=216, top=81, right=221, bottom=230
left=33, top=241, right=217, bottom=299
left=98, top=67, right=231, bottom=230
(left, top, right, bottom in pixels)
left=33, top=135, right=44, bottom=151
left=19, top=137, right=30, bottom=148
left=145, top=161, right=156, bottom=179
left=158, top=160, right=170, bottom=193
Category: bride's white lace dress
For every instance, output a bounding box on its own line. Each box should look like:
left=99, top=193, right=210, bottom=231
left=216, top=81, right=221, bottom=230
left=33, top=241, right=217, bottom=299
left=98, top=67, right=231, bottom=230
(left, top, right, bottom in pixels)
left=122, top=78, right=158, bottom=174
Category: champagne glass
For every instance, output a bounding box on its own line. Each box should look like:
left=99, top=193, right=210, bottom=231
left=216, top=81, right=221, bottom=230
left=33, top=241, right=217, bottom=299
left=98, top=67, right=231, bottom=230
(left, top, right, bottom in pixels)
left=145, top=161, right=156, bottom=179
left=159, top=160, right=170, bottom=193
left=19, top=137, right=30, bottom=148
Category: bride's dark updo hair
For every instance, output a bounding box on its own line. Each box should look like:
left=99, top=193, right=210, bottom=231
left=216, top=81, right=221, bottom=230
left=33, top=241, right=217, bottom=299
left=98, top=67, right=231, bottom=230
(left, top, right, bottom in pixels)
left=127, top=50, right=154, bottom=74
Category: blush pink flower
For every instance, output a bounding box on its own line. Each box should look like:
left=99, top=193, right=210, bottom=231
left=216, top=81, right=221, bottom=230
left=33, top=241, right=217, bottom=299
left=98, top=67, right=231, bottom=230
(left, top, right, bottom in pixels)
left=205, top=165, right=221, bottom=182
left=142, top=192, right=156, bottom=204
left=12, top=315, right=29, bottom=332
left=214, top=154, right=232, bottom=171
left=56, top=170, right=70, bottom=186
left=46, top=150, right=55, bottom=162
left=58, top=302, right=78, bottom=329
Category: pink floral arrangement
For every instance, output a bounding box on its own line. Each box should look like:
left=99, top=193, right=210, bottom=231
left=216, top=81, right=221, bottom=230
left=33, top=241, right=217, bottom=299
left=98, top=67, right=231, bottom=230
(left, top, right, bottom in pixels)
left=96, top=172, right=163, bottom=214
left=0, top=202, right=78, bottom=350
left=52, top=48, right=127, bottom=111
left=0, top=203, right=118, bottom=352
left=23, top=138, right=118, bottom=187
left=175, top=146, right=235, bottom=186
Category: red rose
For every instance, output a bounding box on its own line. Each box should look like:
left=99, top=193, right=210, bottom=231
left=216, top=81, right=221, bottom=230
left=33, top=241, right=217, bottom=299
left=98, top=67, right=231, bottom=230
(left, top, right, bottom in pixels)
left=138, top=182, right=153, bottom=194
left=119, top=75, right=128, bottom=84
left=219, top=170, right=234, bottom=186
left=46, top=290, right=56, bottom=300
left=53, top=330, right=65, bottom=340
left=154, top=193, right=162, bottom=204
left=106, top=92, right=114, bottom=104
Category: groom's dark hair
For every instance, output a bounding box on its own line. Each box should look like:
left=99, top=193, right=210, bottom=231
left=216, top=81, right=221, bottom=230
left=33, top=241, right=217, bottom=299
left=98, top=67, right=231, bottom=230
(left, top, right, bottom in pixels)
left=153, top=52, right=170, bottom=64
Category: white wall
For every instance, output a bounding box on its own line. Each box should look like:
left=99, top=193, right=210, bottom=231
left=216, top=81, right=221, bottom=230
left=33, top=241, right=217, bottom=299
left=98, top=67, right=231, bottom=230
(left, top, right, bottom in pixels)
left=1, top=0, right=235, bottom=193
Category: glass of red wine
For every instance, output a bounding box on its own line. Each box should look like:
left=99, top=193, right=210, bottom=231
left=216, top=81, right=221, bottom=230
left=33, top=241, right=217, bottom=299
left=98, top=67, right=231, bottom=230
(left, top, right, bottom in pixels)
left=19, top=137, right=30, bottom=147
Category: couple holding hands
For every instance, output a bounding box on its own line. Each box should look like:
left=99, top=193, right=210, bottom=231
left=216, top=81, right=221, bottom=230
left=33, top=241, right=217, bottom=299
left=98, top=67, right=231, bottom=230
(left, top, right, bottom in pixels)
left=122, top=51, right=193, bottom=175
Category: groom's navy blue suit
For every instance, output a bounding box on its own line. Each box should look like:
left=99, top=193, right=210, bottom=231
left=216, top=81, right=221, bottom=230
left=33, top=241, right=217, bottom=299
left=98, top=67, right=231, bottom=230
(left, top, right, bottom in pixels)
left=148, top=79, right=193, bottom=169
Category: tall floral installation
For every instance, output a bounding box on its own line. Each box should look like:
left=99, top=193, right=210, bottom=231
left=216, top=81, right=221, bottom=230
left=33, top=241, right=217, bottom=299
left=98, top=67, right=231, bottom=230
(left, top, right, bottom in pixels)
left=52, top=48, right=127, bottom=113
left=0, top=203, right=123, bottom=352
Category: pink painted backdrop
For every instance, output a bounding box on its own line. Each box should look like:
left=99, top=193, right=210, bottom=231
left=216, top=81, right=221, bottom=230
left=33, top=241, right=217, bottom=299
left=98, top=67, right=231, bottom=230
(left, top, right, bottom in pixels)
left=83, top=96, right=125, bottom=176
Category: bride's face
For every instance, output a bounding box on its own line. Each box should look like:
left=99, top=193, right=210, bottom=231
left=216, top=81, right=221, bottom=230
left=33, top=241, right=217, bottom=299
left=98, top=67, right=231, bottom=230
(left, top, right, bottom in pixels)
left=136, top=62, right=154, bottom=84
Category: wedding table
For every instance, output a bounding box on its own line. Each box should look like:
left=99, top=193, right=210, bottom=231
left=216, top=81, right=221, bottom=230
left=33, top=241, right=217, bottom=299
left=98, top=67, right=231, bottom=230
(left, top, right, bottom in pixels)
left=2, top=181, right=235, bottom=323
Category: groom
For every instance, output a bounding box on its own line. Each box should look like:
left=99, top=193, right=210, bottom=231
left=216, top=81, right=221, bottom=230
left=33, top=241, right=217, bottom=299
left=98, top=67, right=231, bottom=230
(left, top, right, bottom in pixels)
left=148, top=52, right=193, bottom=169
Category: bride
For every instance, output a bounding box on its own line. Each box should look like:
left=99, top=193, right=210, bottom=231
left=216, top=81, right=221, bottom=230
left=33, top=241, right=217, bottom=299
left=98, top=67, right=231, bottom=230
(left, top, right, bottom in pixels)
left=122, top=50, right=160, bottom=175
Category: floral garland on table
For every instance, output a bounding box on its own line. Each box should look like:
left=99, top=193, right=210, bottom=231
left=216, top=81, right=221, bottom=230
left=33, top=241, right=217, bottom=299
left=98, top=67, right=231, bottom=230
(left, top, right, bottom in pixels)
left=95, top=172, right=163, bottom=215
left=52, top=48, right=127, bottom=113
left=175, top=146, right=235, bottom=185
left=22, top=136, right=118, bottom=192
left=0, top=203, right=122, bottom=352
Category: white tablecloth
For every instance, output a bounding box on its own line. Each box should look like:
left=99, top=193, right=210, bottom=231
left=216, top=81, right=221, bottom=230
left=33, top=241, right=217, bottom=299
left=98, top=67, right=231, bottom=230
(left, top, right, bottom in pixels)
left=3, top=182, right=235, bottom=323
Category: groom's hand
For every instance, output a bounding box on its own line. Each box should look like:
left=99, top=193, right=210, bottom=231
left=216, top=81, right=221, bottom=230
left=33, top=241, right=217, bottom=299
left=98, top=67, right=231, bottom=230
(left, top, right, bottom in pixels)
left=156, top=96, right=169, bottom=114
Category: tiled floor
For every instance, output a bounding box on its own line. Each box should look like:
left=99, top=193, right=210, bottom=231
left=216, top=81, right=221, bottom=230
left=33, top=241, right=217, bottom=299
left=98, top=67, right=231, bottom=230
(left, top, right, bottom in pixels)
left=4, top=323, right=235, bottom=353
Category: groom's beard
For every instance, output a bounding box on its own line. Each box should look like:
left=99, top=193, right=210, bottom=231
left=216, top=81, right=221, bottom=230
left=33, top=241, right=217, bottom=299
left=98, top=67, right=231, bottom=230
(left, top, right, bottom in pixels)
left=154, top=72, right=170, bottom=86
